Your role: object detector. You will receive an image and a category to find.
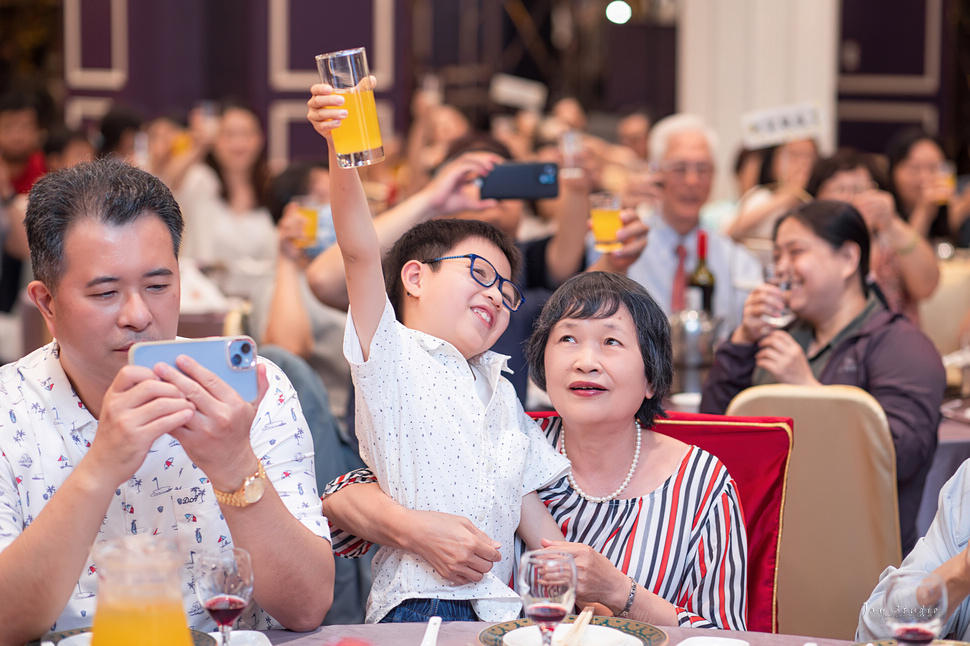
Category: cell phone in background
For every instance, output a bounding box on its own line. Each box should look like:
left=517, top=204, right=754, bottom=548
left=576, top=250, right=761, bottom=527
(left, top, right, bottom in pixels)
left=477, top=162, right=559, bottom=200
left=128, top=336, right=259, bottom=401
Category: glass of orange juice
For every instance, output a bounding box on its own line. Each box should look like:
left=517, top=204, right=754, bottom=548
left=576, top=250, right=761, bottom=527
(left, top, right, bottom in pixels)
left=315, top=47, right=384, bottom=168
left=938, top=160, right=957, bottom=205
left=292, top=196, right=319, bottom=249
left=91, top=535, right=193, bottom=646
left=590, top=192, right=623, bottom=252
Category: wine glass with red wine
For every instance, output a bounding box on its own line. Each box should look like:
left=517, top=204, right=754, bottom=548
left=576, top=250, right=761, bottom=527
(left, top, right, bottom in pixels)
left=194, top=547, right=254, bottom=646
left=884, top=571, right=947, bottom=645
left=519, top=551, right=577, bottom=646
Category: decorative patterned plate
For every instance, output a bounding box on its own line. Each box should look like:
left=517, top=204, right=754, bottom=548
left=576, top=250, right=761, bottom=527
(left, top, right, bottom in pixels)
left=478, top=616, right=668, bottom=646
left=29, top=626, right=216, bottom=646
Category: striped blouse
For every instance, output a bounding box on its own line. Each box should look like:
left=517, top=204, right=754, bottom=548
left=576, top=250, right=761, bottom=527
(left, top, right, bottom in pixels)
left=324, top=416, right=748, bottom=630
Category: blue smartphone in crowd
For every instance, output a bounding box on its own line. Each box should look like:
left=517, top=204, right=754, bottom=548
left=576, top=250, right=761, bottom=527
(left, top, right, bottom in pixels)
left=128, top=336, right=259, bottom=401
left=478, top=162, right=559, bottom=200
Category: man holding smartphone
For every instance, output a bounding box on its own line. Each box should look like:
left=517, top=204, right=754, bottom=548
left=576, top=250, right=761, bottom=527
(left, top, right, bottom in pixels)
left=0, top=158, right=334, bottom=644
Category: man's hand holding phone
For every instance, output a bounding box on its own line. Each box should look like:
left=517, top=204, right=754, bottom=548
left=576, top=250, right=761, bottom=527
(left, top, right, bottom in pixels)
left=128, top=336, right=269, bottom=489
left=85, top=364, right=197, bottom=489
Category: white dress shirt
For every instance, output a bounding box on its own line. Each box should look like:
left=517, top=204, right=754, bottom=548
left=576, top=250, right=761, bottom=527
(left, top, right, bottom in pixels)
left=590, top=212, right=763, bottom=335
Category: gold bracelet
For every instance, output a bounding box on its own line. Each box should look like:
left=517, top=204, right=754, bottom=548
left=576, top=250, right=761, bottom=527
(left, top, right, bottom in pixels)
left=894, top=230, right=920, bottom=255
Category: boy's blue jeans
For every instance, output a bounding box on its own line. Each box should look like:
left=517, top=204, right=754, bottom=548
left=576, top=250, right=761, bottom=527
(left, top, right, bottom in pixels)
left=379, top=598, right=479, bottom=622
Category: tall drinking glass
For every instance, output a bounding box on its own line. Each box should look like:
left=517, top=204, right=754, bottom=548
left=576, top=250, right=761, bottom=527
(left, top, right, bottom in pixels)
left=590, top=192, right=623, bottom=253
left=760, top=264, right=795, bottom=328
left=315, top=47, right=384, bottom=168
left=883, top=571, right=947, bottom=644
left=519, top=551, right=577, bottom=646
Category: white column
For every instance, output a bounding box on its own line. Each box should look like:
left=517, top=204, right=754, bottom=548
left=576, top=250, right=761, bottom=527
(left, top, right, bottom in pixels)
left=678, top=0, right=840, bottom=201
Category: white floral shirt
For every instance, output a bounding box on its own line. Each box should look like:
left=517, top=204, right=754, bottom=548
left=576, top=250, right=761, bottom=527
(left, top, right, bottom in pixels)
left=0, top=343, right=329, bottom=632
left=343, top=298, right=570, bottom=623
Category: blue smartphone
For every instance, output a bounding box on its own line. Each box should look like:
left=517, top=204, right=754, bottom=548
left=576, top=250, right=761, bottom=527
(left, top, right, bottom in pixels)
left=128, top=336, right=259, bottom=401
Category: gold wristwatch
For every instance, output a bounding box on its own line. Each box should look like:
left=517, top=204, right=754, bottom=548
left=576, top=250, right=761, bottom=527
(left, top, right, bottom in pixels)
left=213, top=462, right=267, bottom=507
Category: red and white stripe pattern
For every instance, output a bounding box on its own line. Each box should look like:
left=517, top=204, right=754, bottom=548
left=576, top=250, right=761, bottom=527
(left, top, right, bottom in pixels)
left=325, top=417, right=748, bottom=629
left=531, top=416, right=748, bottom=630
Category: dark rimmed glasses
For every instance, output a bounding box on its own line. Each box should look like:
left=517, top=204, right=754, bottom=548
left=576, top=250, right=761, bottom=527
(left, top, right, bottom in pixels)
left=422, top=253, right=525, bottom=312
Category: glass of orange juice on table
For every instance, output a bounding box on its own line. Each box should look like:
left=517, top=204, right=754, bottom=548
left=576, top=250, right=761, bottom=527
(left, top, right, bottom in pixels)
left=91, top=535, right=193, bottom=646
left=315, top=47, right=384, bottom=168
left=590, top=191, right=623, bottom=252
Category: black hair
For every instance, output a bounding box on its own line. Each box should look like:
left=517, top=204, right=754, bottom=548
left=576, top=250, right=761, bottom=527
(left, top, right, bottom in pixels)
left=885, top=127, right=942, bottom=217
left=43, top=127, right=92, bottom=157
left=0, top=90, right=39, bottom=117
left=734, top=147, right=763, bottom=177
left=526, top=272, right=672, bottom=427
left=757, top=145, right=780, bottom=186
left=384, top=218, right=522, bottom=322
left=204, top=100, right=270, bottom=210
left=441, top=132, right=513, bottom=168
left=773, top=200, right=870, bottom=297
left=266, top=158, right=329, bottom=223
left=97, top=103, right=144, bottom=157
left=805, top=147, right=887, bottom=197
left=25, top=158, right=183, bottom=289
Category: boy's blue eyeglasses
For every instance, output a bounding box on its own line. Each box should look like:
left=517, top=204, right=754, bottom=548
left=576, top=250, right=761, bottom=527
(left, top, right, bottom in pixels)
left=421, top=254, right=526, bottom=312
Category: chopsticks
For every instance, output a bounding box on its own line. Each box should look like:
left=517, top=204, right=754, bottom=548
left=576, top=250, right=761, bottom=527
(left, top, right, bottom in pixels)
left=561, top=607, right=594, bottom=646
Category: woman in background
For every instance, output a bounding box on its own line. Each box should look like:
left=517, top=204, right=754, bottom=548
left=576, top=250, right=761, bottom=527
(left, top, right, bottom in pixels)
left=885, top=128, right=970, bottom=243
left=177, top=101, right=276, bottom=301
left=728, top=138, right=817, bottom=244
left=701, top=200, right=944, bottom=555
left=806, top=148, right=939, bottom=322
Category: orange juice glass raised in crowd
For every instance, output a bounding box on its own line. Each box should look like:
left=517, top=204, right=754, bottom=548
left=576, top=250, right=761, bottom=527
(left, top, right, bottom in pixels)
left=293, top=196, right=319, bottom=248
left=91, top=535, right=193, bottom=646
left=316, top=47, right=384, bottom=168
left=590, top=191, right=623, bottom=252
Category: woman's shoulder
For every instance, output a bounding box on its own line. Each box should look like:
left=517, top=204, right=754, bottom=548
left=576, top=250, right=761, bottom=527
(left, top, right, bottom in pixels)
left=672, top=443, right=738, bottom=499
left=178, top=163, right=220, bottom=200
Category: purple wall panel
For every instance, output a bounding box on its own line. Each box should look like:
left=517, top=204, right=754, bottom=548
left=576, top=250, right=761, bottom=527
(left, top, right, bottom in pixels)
left=290, top=1, right=375, bottom=69
left=79, top=0, right=112, bottom=69
left=69, top=0, right=410, bottom=166
left=121, top=1, right=209, bottom=118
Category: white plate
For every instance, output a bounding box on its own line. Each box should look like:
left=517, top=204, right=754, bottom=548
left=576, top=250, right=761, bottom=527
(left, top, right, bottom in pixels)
left=676, top=637, right=749, bottom=646
left=207, top=630, right=271, bottom=646
left=502, top=623, right=640, bottom=646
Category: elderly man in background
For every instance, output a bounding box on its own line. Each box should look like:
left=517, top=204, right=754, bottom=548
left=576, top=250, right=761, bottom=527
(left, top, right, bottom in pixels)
left=596, top=114, right=761, bottom=333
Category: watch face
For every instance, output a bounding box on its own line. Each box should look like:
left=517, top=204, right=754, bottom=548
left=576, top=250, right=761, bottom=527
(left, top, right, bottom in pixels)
left=244, top=476, right=266, bottom=504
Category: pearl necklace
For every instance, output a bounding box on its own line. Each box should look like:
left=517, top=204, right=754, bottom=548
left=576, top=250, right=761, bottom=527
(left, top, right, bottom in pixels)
left=561, top=419, right=641, bottom=503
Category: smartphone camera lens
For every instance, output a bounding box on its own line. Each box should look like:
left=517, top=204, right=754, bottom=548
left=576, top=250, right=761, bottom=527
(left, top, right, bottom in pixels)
left=227, top=338, right=256, bottom=371
left=539, top=165, right=557, bottom=185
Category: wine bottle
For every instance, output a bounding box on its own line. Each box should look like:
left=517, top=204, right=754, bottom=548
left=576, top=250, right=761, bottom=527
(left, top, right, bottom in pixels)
left=688, top=229, right=715, bottom=317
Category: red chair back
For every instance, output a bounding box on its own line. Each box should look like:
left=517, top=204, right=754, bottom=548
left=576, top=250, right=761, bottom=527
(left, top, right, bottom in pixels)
left=530, top=410, right=793, bottom=633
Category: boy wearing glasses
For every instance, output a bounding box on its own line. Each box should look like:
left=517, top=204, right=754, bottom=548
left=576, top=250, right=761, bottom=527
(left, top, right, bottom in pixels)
left=308, top=85, right=569, bottom=623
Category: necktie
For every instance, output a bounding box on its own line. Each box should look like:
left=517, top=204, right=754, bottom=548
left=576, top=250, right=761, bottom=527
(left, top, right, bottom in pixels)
left=672, top=244, right=687, bottom=312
